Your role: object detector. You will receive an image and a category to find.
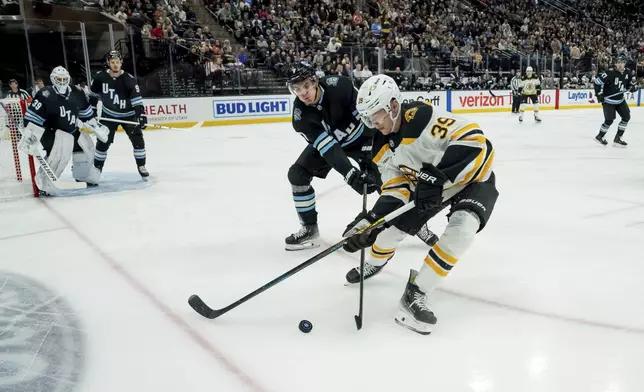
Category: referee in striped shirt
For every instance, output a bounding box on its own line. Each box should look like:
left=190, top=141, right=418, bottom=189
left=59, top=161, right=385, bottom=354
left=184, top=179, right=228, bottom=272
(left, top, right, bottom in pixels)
left=510, top=71, right=521, bottom=113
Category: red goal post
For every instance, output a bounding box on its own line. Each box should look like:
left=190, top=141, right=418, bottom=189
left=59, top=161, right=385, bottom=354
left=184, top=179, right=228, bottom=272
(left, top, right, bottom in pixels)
left=0, top=98, right=39, bottom=200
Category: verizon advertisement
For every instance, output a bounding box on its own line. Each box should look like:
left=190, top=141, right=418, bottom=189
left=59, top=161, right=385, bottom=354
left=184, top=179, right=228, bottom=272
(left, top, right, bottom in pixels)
left=451, top=90, right=556, bottom=113
left=559, top=89, right=637, bottom=108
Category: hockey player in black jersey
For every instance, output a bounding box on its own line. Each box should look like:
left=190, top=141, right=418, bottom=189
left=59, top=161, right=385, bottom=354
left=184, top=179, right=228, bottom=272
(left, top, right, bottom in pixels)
left=89, top=51, right=149, bottom=178
left=20, top=66, right=109, bottom=194
left=594, top=55, right=637, bottom=147
left=284, top=61, right=381, bottom=250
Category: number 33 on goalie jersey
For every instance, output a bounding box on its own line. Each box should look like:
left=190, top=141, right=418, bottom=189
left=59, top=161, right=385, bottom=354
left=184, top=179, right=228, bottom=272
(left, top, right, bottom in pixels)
left=372, top=101, right=495, bottom=203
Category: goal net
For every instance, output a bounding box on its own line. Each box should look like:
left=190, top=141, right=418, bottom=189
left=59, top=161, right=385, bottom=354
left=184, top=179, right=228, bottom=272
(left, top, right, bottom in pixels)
left=0, top=98, right=38, bottom=200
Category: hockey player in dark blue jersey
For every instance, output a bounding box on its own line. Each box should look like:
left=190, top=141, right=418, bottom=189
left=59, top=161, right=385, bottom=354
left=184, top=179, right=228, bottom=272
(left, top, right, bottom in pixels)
left=89, top=51, right=149, bottom=179
left=284, top=61, right=381, bottom=250
left=594, top=55, right=637, bottom=147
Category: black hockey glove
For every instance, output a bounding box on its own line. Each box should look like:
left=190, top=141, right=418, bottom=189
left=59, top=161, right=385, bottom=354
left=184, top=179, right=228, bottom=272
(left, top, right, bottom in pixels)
left=342, top=210, right=384, bottom=253
left=414, top=163, right=448, bottom=212
left=597, top=93, right=604, bottom=104
left=344, top=167, right=380, bottom=195
left=630, top=84, right=638, bottom=93
left=138, top=114, right=148, bottom=128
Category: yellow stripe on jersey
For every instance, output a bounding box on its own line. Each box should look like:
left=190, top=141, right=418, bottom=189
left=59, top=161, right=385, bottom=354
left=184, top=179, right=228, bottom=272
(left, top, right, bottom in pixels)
left=401, top=137, right=417, bottom=145
left=381, top=176, right=412, bottom=202
left=474, top=149, right=495, bottom=183
left=382, top=176, right=411, bottom=189
left=450, top=123, right=482, bottom=141
left=372, top=144, right=390, bottom=164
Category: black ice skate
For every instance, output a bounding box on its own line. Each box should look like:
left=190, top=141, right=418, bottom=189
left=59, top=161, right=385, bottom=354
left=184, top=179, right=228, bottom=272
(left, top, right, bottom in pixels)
left=594, top=134, right=608, bottom=146
left=285, top=224, right=320, bottom=251
left=345, top=261, right=389, bottom=285
left=416, top=224, right=439, bottom=247
left=534, top=114, right=542, bottom=122
left=138, top=165, right=150, bottom=180
left=613, top=136, right=627, bottom=148
left=394, top=269, right=437, bottom=335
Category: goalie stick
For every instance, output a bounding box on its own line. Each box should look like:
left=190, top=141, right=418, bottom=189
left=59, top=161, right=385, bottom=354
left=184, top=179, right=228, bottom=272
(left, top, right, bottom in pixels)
left=188, top=201, right=416, bottom=320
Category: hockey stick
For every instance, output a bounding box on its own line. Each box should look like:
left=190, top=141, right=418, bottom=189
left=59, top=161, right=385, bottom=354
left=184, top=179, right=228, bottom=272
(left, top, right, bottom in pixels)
left=96, top=101, right=197, bottom=132
left=188, top=201, right=416, bottom=320
left=31, top=153, right=86, bottom=190
left=354, top=183, right=368, bottom=330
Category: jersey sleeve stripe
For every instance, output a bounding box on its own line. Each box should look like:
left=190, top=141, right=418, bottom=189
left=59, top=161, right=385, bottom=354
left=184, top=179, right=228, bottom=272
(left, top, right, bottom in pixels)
left=594, top=77, right=604, bottom=85
left=450, top=123, right=481, bottom=141
left=456, top=129, right=484, bottom=141
left=25, top=110, right=45, bottom=126
left=313, top=132, right=337, bottom=155
left=474, top=148, right=495, bottom=183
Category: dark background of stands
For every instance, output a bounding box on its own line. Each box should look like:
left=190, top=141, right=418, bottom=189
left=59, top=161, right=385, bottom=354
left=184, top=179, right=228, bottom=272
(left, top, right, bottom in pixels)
left=2, top=0, right=644, bottom=99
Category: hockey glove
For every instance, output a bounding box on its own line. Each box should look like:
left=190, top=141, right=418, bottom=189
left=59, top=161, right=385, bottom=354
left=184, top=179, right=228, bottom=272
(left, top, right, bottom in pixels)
left=414, top=163, right=448, bottom=212
left=597, top=93, right=604, bottom=104
left=138, top=114, right=148, bottom=129
left=342, top=210, right=384, bottom=253
left=630, top=84, right=638, bottom=93
left=344, top=167, right=380, bottom=195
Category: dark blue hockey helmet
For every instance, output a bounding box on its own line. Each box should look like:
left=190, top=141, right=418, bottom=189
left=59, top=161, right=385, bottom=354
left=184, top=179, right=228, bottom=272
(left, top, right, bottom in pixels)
left=286, top=61, right=317, bottom=91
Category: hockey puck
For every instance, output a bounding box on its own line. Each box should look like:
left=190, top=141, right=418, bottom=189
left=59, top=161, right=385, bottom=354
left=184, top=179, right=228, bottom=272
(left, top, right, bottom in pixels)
left=298, top=320, right=313, bottom=333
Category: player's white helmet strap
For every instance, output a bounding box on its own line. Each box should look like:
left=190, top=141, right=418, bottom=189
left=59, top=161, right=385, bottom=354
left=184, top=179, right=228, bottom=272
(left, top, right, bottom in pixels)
left=356, top=75, right=402, bottom=128
left=51, top=66, right=70, bottom=95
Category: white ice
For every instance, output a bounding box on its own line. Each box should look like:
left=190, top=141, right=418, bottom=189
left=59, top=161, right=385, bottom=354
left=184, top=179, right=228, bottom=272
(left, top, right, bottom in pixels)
left=2, top=108, right=644, bottom=392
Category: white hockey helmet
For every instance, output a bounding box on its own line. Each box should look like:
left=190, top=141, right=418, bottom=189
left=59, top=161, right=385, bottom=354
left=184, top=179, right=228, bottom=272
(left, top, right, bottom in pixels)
left=526, top=66, right=534, bottom=75
left=50, top=66, right=70, bottom=95
left=356, top=74, right=402, bottom=128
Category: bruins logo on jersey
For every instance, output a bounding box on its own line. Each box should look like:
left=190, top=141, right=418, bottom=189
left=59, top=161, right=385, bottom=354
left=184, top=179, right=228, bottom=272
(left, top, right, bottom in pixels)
left=399, top=165, right=419, bottom=186
left=404, top=107, right=418, bottom=122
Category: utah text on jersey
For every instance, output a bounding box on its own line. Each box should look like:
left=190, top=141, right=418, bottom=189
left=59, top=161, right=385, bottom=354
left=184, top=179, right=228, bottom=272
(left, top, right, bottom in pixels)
left=373, top=102, right=495, bottom=203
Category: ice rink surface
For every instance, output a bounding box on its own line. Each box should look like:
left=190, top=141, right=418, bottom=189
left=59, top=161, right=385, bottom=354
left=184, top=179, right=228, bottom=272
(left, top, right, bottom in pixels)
left=3, top=107, right=644, bottom=392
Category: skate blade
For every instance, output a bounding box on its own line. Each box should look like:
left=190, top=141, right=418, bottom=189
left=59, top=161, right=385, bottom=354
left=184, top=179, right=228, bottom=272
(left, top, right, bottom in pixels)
left=594, top=138, right=608, bottom=146
left=612, top=143, right=627, bottom=148
left=285, top=241, right=320, bottom=251
left=394, top=310, right=434, bottom=335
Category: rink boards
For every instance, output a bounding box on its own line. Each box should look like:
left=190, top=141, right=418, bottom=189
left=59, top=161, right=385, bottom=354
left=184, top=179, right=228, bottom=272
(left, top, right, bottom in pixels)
left=141, top=88, right=642, bottom=128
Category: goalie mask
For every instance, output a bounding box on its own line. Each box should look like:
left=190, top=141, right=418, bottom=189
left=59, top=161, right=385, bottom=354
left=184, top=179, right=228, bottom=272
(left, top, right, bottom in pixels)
left=50, top=66, right=70, bottom=95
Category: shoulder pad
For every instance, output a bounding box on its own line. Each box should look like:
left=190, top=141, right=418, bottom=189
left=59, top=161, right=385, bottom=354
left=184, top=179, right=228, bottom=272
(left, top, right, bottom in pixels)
left=401, top=101, right=432, bottom=140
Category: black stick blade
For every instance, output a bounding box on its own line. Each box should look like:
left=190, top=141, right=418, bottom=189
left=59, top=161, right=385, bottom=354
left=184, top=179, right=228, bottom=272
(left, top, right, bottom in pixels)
left=188, top=294, right=216, bottom=319
left=354, top=315, right=362, bottom=330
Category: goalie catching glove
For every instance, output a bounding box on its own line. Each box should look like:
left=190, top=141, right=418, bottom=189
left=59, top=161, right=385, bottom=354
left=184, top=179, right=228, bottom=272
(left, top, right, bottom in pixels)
left=342, top=210, right=387, bottom=253
left=79, top=117, right=110, bottom=143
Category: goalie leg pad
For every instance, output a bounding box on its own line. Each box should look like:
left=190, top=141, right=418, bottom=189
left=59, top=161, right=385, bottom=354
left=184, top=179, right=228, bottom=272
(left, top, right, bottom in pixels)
left=36, top=130, right=73, bottom=193
left=47, top=130, right=74, bottom=177
left=72, top=152, right=101, bottom=184
left=73, top=132, right=101, bottom=184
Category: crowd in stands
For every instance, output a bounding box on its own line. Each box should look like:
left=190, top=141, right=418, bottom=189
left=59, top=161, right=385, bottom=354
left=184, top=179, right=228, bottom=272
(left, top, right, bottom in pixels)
left=91, top=0, right=644, bottom=93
